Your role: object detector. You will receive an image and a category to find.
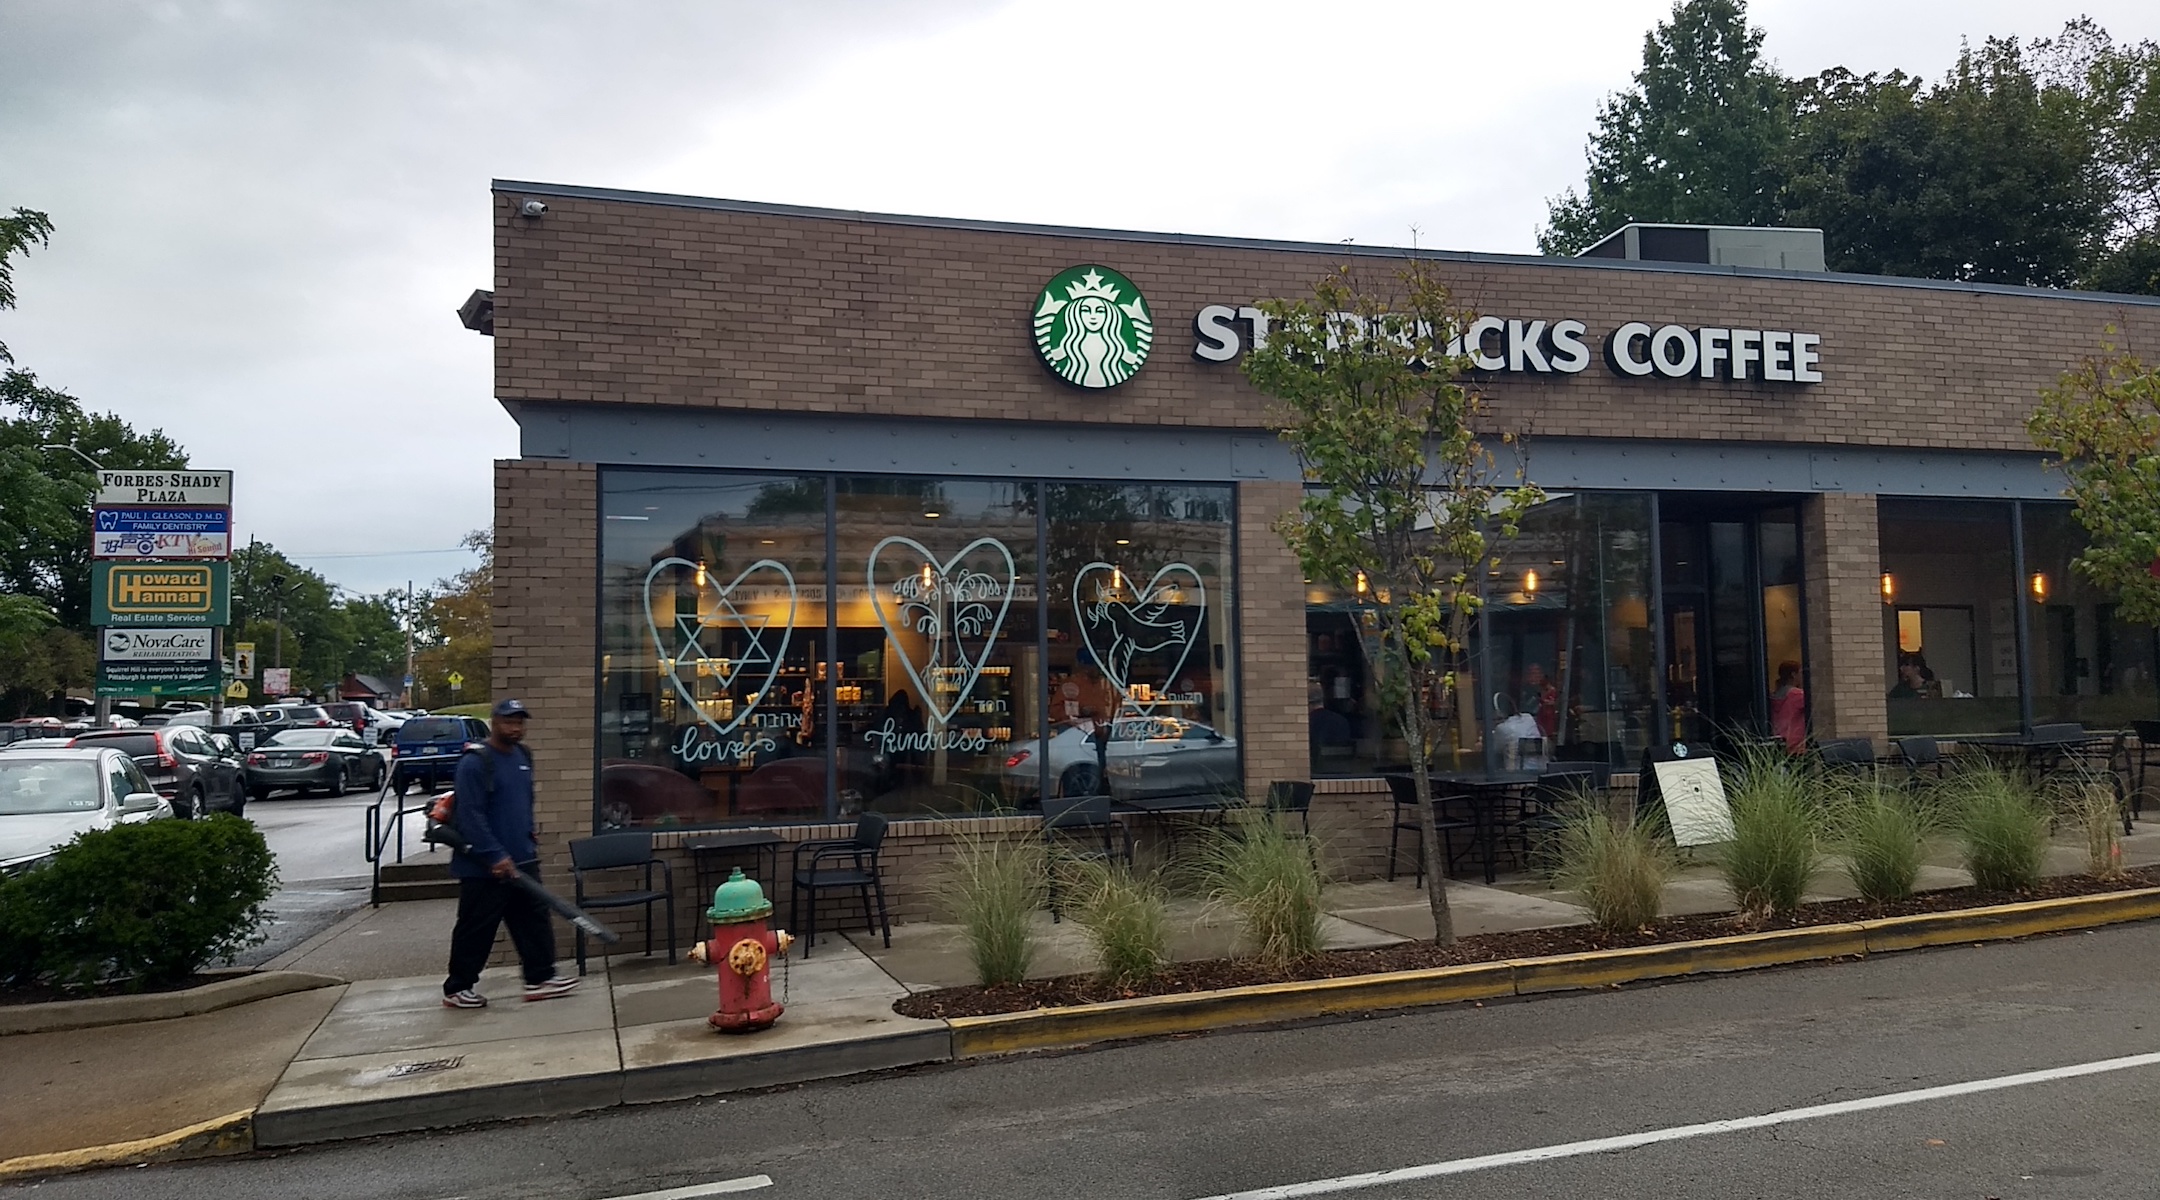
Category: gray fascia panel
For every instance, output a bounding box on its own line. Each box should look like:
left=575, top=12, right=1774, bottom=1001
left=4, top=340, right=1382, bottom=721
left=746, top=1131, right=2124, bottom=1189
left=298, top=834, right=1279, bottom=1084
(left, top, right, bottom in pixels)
left=508, top=402, right=2066, bottom=500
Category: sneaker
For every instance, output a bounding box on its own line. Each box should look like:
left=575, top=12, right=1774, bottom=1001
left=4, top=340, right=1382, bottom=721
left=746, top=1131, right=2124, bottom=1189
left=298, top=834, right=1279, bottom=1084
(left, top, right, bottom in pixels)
left=523, top=975, right=579, bottom=1002
left=442, top=989, right=488, bottom=1009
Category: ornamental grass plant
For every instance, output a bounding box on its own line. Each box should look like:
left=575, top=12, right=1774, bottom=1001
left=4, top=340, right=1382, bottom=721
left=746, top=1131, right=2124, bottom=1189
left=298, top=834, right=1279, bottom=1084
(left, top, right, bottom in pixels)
left=1544, top=798, right=1676, bottom=933
left=1828, top=776, right=1935, bottom=904
left=1063, top=858, right=1171, bottom=987
left=933, top=821, right=1047, bottom=986
left=1945, top=762, right=2051, bottom=893
left=1194, top=814, right=1325, bottom=968
left=1718, top=746, right=1826, bottom=919
left=2057, top=776, right=2126, bottom=881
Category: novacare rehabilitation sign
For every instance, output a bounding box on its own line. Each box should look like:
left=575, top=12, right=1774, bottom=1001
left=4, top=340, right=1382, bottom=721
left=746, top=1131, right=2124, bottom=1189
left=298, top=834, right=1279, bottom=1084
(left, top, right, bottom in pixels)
left=1032, top=265, right=1153, bottom=388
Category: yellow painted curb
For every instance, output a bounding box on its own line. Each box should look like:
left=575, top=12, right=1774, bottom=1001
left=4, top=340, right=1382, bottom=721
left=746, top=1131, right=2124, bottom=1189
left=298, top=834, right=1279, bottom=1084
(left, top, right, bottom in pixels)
left=0, top=1108, right=253, bottom=1182
left=1860, top=887, right=2160, bottom=954
left=1507, top=923, right=1870, bottom=995
left=948, top=961, right=1518, bottom=1056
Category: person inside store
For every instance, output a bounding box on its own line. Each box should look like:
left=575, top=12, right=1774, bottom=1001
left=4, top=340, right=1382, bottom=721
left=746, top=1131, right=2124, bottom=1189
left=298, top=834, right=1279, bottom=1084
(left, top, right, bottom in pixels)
left=1889, top=655, right=1936, bottom=700
left=1309, top=679, right=1352, bottom=757
left=1769, top=660, right=1807, bottom=753
left=1522, top=663, right=1560, bottom=739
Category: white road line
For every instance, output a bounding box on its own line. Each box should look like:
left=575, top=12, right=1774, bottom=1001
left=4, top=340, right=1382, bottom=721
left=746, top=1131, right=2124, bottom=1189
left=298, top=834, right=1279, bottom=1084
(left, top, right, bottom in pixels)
left=601, top=1177, right=774, bottom=1199
left=1196, top=1049, right=2160, bottom=1200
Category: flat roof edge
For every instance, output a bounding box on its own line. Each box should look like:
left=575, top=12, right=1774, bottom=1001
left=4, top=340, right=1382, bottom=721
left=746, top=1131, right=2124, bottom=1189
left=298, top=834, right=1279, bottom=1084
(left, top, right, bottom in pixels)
left=491, top=179, right=2160, bottom=309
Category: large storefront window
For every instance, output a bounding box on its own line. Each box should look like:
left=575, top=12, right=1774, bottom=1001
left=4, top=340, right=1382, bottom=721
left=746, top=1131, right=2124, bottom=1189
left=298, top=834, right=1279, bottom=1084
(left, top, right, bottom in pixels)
left=1483, top=493, right=1657, bottom=768
left=1041, top=484, right=1238, bottom=800
left=1304, top=491, right=1655, bottom=774
left=601, top=473, right=832, bottom=828
left=2022, top=503, right=2160, bottom=728
left=1879, top=499, right=2021, bottom=736
left=599, top=470, right=1237, bottom=828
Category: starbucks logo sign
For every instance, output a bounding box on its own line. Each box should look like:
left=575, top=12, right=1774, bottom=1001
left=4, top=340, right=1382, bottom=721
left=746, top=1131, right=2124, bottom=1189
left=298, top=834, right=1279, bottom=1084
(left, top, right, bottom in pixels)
left=1032, top=265, right=1153, bottom=389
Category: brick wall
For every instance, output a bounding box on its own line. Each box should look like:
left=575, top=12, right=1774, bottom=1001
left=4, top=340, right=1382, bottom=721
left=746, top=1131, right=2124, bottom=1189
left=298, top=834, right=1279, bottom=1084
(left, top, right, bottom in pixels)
left=1237, top=481, right=1309, bottom=801
left=493, top=188, right=2160, bottom=456
left=1802, top=493, right=1888, bottom=747
left=494, top=459, right=599, bottom=879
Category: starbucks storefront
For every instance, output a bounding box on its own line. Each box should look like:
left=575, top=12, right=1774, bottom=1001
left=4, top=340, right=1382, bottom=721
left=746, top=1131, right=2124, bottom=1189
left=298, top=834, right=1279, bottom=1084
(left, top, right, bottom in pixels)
left=480, top=179, right=2160, bottom=918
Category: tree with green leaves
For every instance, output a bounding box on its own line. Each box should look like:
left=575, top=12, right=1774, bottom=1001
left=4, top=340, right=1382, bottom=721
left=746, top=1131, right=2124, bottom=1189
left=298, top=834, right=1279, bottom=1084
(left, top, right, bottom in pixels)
left=0, top=207, right=54, bottom=366
left=2028, top=349, right=2160, bottom=624
left=1540, top=0, right=1791, bottom=255
left=1784, top=40, right=2108, bottom=287
left=1243, top=263, right=1542, bottom=945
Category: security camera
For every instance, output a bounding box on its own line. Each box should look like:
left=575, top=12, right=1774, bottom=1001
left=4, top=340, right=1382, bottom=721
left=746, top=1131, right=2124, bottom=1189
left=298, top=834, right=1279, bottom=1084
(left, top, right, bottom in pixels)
left=518, top=199, right=547, bottom=218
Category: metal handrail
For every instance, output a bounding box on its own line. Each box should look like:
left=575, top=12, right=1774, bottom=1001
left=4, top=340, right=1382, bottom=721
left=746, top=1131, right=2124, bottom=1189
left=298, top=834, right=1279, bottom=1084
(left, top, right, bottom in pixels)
left=365, top=783, right=439, bottom=907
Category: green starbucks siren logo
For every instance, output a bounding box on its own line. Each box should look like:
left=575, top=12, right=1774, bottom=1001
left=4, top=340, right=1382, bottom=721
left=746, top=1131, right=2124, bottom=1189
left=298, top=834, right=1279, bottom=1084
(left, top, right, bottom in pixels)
left=1032, top=265, right=1153, bottom=389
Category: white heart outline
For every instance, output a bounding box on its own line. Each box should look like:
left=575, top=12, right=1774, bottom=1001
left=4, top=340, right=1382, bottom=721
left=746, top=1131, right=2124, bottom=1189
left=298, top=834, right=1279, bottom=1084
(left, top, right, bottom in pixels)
left=867, top=536, right=1016, bottom=726
left=642, top=556, right=797, bottom=737
left=1072, top=561, right=1206, bottom=715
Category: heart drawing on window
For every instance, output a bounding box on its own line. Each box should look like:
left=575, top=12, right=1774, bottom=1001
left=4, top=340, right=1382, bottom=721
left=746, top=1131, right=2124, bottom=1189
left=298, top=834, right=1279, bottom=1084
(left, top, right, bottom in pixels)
left=1072, top=561, right=1205, bottom=714
left=868, top=536, right=1015, bottom=726
left=642, top=556, right=798, bottom=737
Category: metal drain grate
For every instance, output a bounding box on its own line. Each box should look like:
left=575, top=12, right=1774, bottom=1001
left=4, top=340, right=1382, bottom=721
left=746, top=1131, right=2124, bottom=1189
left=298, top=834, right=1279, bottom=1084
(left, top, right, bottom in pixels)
left=384, top=1055, right=465, bottom=1079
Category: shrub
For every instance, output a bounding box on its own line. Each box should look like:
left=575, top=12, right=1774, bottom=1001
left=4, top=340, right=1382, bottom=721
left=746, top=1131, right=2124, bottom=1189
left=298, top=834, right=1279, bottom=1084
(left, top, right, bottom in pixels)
left=1829, top=778, right=1933, bottom=904
left=1718, top=748, right=1825, bottom=918
left=1543, top=798, right=1676, bottom=932
left=933, top=822, right=1046, bottom=986
left=1947, top=763, right=2051, bottom=893
left=1194, top=815, right=1325, bottom=968
left=2057, top=778, right=2125, bottom=881
left=8, top=815, right=277, bottom=990
left=1064, top=859, right=1169, bottom=987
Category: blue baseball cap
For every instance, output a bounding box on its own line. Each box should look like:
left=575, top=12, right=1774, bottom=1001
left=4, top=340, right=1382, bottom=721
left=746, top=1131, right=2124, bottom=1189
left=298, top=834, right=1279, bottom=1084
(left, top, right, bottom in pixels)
left=492, top=699, right=532, bottom=719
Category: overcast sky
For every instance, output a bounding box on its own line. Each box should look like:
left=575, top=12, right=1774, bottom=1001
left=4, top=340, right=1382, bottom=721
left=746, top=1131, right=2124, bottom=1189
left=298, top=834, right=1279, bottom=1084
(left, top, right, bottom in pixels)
left=5, top=0, right=2157, bottom=596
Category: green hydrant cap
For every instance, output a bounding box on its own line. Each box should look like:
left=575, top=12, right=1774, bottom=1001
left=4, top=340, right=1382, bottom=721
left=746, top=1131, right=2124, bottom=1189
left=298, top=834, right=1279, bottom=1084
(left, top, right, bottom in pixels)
left=707, top=867, right=773, bottom=922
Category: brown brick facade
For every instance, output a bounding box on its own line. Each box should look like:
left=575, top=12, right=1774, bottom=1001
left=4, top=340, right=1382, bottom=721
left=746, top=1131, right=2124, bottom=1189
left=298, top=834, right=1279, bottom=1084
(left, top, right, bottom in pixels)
left=493, top=189, right=2160, bottom=455
left=1236, top=481, right=1308, bottom=799
left=1803, top=493, right=1888, bottom=745
left=493, top=459, right=598, bottom=876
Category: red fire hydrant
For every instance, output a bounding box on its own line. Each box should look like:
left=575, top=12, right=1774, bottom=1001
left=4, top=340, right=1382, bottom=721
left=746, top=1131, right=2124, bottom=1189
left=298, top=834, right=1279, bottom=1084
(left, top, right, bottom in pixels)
left=686, top=868, right=792, bottom=1033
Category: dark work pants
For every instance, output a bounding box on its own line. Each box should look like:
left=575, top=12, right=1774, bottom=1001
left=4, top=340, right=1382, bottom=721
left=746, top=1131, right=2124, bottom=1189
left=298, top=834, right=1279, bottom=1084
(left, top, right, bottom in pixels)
left=444, top=861, right=558, bottom=994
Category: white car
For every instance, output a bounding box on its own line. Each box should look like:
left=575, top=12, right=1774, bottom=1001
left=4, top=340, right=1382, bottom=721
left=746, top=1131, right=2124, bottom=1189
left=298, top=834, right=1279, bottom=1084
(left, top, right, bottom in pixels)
left=1002, top=717, right=1239, bottom=801
left=0, top=747, right=172, bottom=875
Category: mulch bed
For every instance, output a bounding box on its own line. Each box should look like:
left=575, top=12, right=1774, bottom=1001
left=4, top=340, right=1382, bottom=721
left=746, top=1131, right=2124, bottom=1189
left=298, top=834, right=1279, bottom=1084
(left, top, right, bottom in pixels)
left=0, top=973, right=227, bottom=1008
left=894, top=867, right=2160, bottom=1020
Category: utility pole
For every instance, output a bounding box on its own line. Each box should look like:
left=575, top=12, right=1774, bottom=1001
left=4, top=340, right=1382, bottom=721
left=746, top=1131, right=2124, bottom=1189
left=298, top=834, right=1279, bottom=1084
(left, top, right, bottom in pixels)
left=404, top=579, right=416, bottom=709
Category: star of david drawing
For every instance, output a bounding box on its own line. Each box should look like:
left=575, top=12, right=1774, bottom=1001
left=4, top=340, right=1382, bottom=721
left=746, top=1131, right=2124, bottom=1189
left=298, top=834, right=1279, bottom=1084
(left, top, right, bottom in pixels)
left=674, top=602, right=774, bottom=688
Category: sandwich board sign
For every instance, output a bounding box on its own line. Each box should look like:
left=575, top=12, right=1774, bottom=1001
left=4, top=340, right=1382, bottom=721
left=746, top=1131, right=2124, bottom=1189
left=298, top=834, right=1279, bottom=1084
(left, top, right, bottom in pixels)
left=1653, top=753, right=1736, bottom=847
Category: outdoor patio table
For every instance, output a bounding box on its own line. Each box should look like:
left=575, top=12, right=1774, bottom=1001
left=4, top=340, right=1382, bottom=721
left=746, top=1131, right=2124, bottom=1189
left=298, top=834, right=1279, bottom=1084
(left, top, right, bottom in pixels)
left=1112, top=792, right=1244, bottom=859
left=684, top=829, right=786, bottom=933
left=1426, top=769, right=1546, bottom=885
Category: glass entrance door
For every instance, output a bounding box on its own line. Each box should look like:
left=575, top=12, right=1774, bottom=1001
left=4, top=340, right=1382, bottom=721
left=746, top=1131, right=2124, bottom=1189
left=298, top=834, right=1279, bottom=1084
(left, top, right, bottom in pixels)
left=1659, top=500, right=1806, bottom=748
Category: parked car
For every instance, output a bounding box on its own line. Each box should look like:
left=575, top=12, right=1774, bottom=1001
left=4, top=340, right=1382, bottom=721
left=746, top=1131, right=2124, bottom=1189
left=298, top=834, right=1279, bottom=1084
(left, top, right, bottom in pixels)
left=68, top=725, right=249, bottom=820
left=258, top=704, right=337, bottom=730
left=0, top=747, right=172, bottom=875
left=1001, top=717, right=1240, bottom=801
left=389, top=715, right=489, bottom=796
left=321, top=701, right=401, bottom=745
left=244, top=728, right=386, bottom=800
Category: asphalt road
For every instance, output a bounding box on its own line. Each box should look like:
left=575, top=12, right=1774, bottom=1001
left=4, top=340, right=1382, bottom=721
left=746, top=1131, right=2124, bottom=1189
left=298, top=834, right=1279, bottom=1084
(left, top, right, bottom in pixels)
left=21, top=919, right=2160, bottom=1198
left=232, top=767, right=396, bottom=966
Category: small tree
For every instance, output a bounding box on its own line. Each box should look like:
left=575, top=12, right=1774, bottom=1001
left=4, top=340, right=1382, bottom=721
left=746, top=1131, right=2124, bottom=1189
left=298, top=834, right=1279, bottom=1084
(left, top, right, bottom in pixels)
left=2028, top=348, right=2160, bottom=623
left=1243, top=263, right=1541, bottom=944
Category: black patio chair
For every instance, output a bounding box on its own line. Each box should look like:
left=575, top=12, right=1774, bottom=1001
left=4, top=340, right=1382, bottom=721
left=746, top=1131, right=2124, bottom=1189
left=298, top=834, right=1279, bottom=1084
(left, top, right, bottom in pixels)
left=1814, top=737, right=1878, bottom=774
left=569, top=832, right=675, bottom=975
left=1264, top=780, right=1315, bottom=839
left=1042, top=793, right=1133, bottom=921
left=1384, top=773, right=1472, bottom=887
left=2131, top=720, right=2160, bottom=825
left=1896, top=736, right=1945, bottom=785
left=791, top=812, right=892, bottom=956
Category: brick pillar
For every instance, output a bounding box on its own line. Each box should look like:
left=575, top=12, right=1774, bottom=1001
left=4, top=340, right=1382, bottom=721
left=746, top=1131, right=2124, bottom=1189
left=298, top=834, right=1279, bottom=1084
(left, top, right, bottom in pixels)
left=1238, top=481, right=1308, bottom=795
left=1802, top=493, right=1887, bottom=747
left=494, top=459, right=599, bottom=879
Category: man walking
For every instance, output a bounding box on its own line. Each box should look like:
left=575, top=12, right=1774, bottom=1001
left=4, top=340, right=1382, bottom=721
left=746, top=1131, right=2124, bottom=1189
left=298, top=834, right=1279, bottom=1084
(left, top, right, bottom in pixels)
left=442, top=699, right=578, bottom=1008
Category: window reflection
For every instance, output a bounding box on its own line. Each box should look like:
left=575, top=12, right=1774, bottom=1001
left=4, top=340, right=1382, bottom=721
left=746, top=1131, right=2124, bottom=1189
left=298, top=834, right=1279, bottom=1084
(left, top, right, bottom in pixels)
left=1879, top=499, right=2021, bottom=736
left=2022, top=504, right=2160, bottom=727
